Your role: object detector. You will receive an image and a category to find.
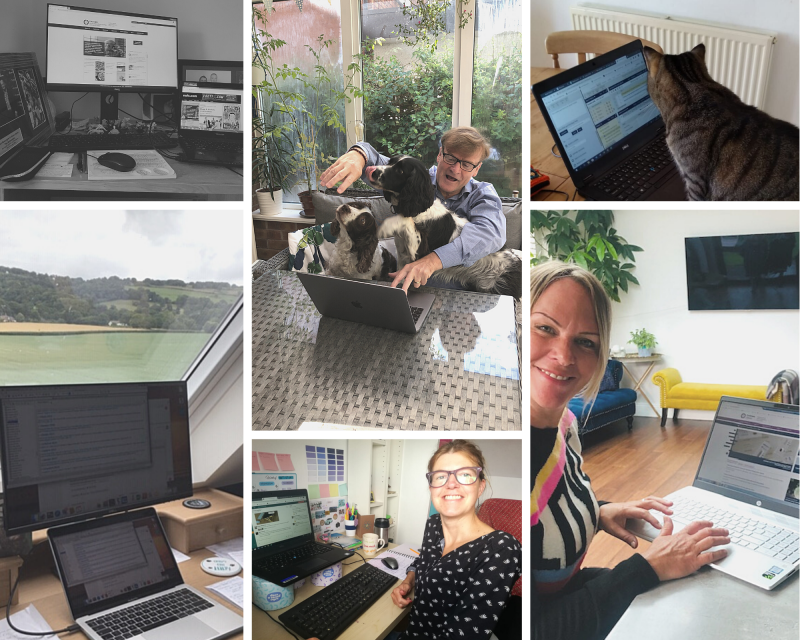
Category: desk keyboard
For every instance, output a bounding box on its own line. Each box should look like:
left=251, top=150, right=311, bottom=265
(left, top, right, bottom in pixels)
left=279, top=563, right=397, bottom=640
left=671, top=497, right=799, bottom=564
left=48, top=132, right=175, bottom=151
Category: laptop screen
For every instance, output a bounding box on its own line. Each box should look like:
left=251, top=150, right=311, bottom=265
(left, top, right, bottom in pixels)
left=49, top=509, right=182, bottom=619
left=696, top=398, right=800, bottom=513
left=252, top=491, right=314, bottom=552
left=538, top=47, right=661, bottom=171
left=180, top=86, right=242, bottom=133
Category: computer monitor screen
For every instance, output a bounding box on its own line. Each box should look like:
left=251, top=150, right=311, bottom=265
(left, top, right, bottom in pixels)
left=45, top=4, right=178, bottom=92
left=180, top=87, right=242, bottom=133
left=0, top=381, right=192, bottom=535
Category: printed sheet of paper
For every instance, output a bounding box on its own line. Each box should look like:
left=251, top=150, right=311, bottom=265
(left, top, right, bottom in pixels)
left=207, top=538, right=244, bottom=562
left=171, top=548, right=190, bottom=563
left=368, top=543, right=419, bottom=581
left=87, top=149, right=175, bottom=180
left=0, top=604, right=54, bottom=639
left=206, top=576, right=243, bottom=609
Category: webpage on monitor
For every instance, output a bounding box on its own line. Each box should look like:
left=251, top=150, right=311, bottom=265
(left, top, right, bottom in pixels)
left=252, top=495, right=312, bottom=549
left=180, top=87, right=242, bottom=133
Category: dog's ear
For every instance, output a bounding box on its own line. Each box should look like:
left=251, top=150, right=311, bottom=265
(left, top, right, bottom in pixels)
left=395, top=161, right=435, bottom=217
left=354, top=214, right=379, bottom=273
left=330, top=219, right=340, bottom=237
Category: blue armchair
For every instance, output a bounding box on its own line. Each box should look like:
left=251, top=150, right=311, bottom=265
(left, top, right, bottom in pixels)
left=569, top=359, right=637, bottom=437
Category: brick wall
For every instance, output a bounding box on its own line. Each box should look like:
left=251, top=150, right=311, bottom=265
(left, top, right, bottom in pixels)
left=253, top=218, right=315, bottom=260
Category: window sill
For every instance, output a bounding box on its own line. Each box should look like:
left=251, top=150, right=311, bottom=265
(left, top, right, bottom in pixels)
left=252, top=208, right=312, bottom=222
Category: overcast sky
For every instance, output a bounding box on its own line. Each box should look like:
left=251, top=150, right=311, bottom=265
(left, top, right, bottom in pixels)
left=0, top=211, right=243, bottom=285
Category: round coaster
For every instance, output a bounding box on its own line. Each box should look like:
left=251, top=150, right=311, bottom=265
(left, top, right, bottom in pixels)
left=183, top=498, right=211, bottom=509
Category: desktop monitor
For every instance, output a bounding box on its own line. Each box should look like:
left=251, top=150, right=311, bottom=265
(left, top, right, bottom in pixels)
left=45, top=4, right=179, bottom=120
left=0, top=381, right=193, bottom=535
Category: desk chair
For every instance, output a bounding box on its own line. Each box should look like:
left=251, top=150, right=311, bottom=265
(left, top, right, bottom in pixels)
left=545, top=30, right=663, bottom=68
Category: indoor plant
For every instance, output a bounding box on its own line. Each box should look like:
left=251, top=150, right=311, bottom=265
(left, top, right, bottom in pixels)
left=628, top=328, right=658, bottom=357
left=253, top=113, right=293, bottom=216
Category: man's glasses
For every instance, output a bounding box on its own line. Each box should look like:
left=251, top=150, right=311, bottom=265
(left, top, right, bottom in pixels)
left=441, top=152, right=480, bottom=172
left=426, top=467, right=482, bottom=487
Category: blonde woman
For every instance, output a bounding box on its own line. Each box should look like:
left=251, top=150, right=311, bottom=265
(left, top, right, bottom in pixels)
left=530, top=261, right=730, bottom=639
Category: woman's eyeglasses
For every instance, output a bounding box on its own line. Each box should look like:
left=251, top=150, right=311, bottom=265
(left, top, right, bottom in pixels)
left=441, top=152, right=479, bottom=172
left=426, top=467, right=482, bottom=487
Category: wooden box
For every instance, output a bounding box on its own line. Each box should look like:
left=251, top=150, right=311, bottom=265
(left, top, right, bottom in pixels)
left=155, top=489, right=242, bottom=554
left=0, top=556, right=23, bottom=605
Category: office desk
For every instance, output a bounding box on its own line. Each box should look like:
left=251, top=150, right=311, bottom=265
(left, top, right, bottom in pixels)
left=607, top=568, right=799, bottom=640
left=254, top=549, right=408, bottom=640
left=530, top=66, right=586, bottom=202
left=252, top=270, right=522, bottom=430
left=1, top=153, right=242, bottom=201
left=7, top=539, right=243, bottom=639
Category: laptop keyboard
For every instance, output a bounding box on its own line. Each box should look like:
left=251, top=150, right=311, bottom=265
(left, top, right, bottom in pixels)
left=258, top=541, right=332, bottom=571
left=410, top=306, right=423, bottom=322
left=48, top=133, right=175, bottom=151
left=182, top=139, right=241, bottom=153
left=592, top=135, right=675, bottom=200
left=85, top=588, right=213, bottom=640
left=671, top=497, right=799, bottom=564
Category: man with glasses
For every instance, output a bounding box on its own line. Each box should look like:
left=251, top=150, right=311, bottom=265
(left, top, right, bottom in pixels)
left=319, top=126, right=505, bottom=290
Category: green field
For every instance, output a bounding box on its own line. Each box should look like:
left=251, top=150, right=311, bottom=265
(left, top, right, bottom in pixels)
left=0, top=332, right=210, bottom=384
left=98, top=286, right=241, bottom=311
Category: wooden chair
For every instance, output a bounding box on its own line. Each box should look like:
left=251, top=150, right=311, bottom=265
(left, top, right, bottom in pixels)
left=545, top=30, right=663, bottom=68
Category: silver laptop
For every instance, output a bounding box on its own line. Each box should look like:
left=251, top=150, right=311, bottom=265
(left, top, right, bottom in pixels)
left=296, top=272, right=435, bottom=333
left=48, top=508, right=243, bottom=640
left=627, top=396, right=799, bottom=589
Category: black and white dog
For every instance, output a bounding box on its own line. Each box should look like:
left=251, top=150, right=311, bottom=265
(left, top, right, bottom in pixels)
left=366, top=155, right=522, bottom=297
left=327, top=202, right=396, bottom=280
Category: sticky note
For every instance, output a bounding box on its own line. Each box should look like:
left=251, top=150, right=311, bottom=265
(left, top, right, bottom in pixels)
left=258, top=452, right=279, bottom=471
left=330, top=484, right=339, bottom=497
left=339, top=483, right=348, bottom=496
left=308, top=485, right=321, bottom=499
left=252, top=452, right=260, bottom=471
left=276, top=454, right=295, bottom=471
left=320, top=484, right=331, bottom=498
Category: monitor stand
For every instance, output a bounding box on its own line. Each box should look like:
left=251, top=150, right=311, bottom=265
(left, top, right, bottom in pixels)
left=100, top=90, right=120, bottom=121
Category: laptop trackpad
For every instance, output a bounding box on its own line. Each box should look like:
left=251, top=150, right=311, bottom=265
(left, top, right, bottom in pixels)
left=142, top=617, right=218, bottom=640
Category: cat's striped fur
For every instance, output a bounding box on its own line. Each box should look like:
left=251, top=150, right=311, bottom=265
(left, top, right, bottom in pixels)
left=644, top=44, right=798, bottom=201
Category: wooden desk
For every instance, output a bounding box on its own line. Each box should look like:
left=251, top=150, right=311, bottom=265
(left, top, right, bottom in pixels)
left=1, top=153, right=242, bottom=201
left=255, top=547, right=409, bottom=640
left=5, top=538, right=243, bottom=639
left=530, top=66, right=586, bottom=202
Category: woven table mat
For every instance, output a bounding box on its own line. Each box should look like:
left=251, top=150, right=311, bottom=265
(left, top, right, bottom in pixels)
left=253, top=272, right=522, bottom=430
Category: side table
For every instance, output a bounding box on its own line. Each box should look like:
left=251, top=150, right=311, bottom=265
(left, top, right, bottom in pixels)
left=611, top=354, right=663, bottom=417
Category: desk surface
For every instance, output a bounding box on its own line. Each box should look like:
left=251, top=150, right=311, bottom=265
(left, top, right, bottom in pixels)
left=1, top=151, right=242, bottom=201
left=9, top=540, right=243, bottom=640
left=254, top=548, right=408, bottom=640
left=607, top=567, right=799, bottom=640
left=252, top=271, right=522, bottom=430
left=530, top=66, right=586, bottom=202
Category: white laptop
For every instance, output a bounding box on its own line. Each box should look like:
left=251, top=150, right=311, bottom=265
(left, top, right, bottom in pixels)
left=627, top=396, right=799, bottom=589
left=48, top=508, right=243, bottom=640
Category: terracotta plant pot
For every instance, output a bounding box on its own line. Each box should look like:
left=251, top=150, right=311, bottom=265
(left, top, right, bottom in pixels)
left=255, top=188, right=283, bottom=216
left=298, top=190, right=315, bottom=219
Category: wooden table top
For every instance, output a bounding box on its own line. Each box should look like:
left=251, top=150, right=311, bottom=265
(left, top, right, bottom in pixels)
left=530, top=66, right=586, bottom=202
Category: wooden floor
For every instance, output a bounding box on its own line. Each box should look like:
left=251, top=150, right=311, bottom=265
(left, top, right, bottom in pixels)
left=580, top=416, right=712, bottom=570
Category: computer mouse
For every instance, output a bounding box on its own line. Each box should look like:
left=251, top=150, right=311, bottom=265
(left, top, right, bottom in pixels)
left=97, top=152, right=136, bottom=172
left=381, top=557, right=399, bottom=570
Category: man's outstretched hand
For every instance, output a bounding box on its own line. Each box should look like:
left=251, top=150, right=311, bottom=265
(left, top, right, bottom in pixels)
left=389, top=253, right=443, bottom=294
left=319, top=150, right=366, bottom=193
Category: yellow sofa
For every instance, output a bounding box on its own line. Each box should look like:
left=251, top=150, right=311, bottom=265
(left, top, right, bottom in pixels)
left=651, top=368, right=779, bottom=426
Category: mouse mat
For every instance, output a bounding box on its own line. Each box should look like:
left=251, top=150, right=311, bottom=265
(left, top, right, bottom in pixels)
left=87, top=149, right=176, bottom=180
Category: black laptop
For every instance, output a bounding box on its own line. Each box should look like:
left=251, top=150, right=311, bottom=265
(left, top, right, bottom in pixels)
left=252, top=489, right=353, bottom=587
left=532, top=40, right=686, bottom=201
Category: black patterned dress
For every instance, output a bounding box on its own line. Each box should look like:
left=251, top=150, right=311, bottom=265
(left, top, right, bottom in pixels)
left=401, top=514, right=521, bottom=638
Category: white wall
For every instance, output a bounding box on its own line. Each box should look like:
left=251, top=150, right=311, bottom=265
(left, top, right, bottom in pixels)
left=252, top=439, right=349, bottom=490
left=611, top=211, right=799, bottom=420
left=1, top=0, right=243, bottom=118
left=531, top=1, right=799, bottom=124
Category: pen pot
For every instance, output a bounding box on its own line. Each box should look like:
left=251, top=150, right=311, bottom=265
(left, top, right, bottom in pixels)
left=344, top=519, right=356, bottom=536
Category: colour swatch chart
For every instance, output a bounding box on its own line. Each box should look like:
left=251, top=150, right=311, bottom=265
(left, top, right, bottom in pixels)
left=306, top=446, right=344, bottom=482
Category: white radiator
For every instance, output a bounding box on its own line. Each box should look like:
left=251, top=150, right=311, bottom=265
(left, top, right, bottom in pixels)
left=570, top=4, right=776, bottom=109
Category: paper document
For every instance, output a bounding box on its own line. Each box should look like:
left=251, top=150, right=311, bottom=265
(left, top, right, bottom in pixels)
left=171, top=547, right=190, bottom=563
left=87, top=149, right=175, bottom=180
left=207, top=538, right=244, bottom=562
left=37, top=155, right=73, bottom=178
left=0, top=604, right=55, bottom=638
left=206, top=577, right=243, bottom=609
left=368, top=543, right=418, bottom=581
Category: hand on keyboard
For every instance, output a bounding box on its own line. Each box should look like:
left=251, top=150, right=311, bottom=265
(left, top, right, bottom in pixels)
left=642, top=517, right=730, bottom=582
left=599, top=496, right=674, bottom=549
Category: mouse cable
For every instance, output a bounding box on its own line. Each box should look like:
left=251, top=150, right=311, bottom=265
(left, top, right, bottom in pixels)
left=330, top=543, right=366, bottom=566
left=51, top=93, right=89, bottom=136
left=534, top=189, right=570, bottom=201
left=550, top=143, right=561, bottom=158
left=5, top=563, right=80, bottom=636
left=264, top=610, right=301, bottom=640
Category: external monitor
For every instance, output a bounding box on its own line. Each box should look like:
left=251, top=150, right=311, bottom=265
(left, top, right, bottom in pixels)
left=0, top=381, right=192, bottom=535
left=45, top=4, right=179, bottom=120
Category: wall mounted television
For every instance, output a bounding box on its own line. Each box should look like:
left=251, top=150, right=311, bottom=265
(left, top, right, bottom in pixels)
left=685, top=232, right=799, bottom=311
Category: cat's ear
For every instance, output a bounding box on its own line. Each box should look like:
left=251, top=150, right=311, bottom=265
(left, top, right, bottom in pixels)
left=642, top=46, right=662, bottom=77
left=691, top=43, right=706, bottom=63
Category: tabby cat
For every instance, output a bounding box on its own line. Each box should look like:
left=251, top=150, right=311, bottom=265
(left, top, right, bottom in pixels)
left=643, top=44, right=799, bottom=201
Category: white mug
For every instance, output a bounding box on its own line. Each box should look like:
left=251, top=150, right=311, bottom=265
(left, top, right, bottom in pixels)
left=362, top=532, right=386, bottom=557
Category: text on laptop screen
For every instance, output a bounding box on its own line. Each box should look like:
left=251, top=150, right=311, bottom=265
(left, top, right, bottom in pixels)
left=252, top=494, right=313, bottom=550
left=697, top=399, right=800, bottom=510
left=0, top=382, right=193, bottom=534
left=46, top=4, right=178, bottom=90
left=181, top=87, right=242, bottom=133
left=51, top=512, right=181, bottom=609
left=540, top=50, right=661, bottom=171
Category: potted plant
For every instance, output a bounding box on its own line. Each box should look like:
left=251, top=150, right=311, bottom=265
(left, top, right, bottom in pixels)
left=628, top=328, right=657, bottom=358
left=253, top=114, right=292, bottom=216
left=252, top=5, right=364, bottom=217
